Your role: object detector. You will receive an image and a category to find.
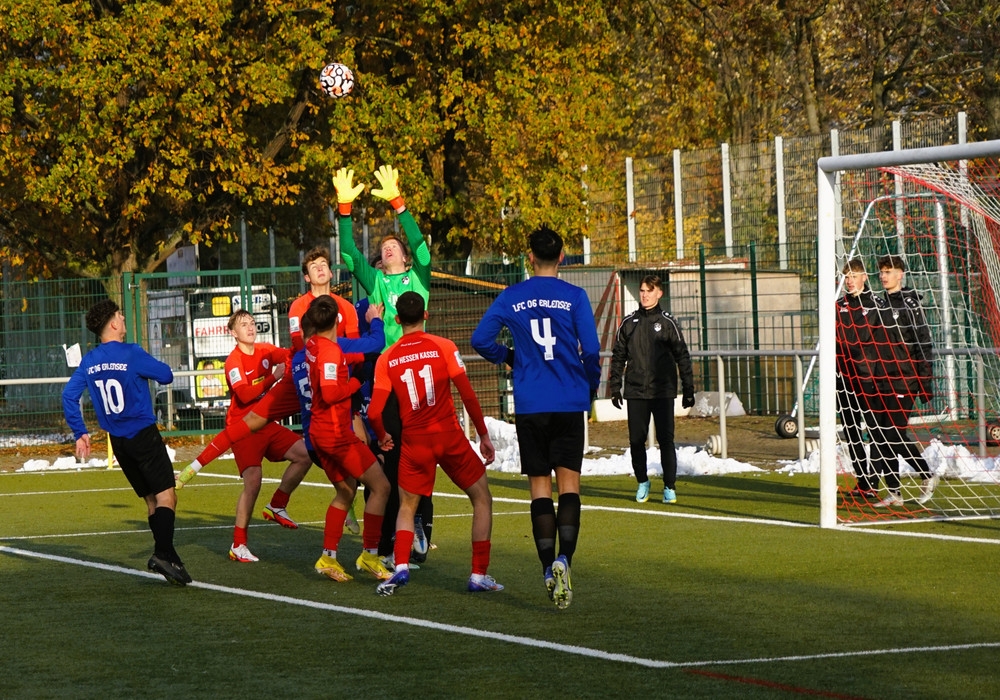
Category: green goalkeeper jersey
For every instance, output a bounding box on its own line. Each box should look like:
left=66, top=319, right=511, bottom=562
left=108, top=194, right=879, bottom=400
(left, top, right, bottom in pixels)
left=338, top=210, right=431, bottom=349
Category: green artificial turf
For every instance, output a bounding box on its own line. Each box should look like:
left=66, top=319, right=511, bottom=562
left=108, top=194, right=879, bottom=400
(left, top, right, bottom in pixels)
left=2, top=464, right=998, bottom=699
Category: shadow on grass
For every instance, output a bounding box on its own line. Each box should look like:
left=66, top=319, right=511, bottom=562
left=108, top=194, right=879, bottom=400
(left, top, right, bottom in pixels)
left=580, top=474, right=819, bottom=525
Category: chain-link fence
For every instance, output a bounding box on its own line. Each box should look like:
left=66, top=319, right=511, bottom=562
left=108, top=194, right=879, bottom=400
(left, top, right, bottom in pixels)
left=0, top=113, right=971, bottom=442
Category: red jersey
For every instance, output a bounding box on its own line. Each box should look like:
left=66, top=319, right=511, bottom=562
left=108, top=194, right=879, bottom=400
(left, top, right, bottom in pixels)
left=224, top=343, right=291, bottom=426
left=289, top=292, right=359, bottom=351
left=370, top=331, right=487, bottom=437
left=306, top=335, right=361, bottom=446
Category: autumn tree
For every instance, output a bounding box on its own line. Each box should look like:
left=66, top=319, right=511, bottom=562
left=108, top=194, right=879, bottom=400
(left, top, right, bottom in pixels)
left=0, top=0, right=348, bottom=288
left=603, top=2, right=724, bottom=152
left=313, top=1, right=632, bottom=258
left=938, top=0, right=1000, bottom=138
left=0, top=0, right=635, bottom=283
left=826, top=0, right=941, bottom=130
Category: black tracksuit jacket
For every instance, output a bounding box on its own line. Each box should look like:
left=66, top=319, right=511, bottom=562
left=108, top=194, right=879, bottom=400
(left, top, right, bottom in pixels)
left=608, top=303, right=694, bottom=400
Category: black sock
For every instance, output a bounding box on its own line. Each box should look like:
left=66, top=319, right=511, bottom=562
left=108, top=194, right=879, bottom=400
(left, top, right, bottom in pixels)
left=418, top=496, right=434, bottom=545
left=530, top=498, right=557, bottom=571
left=148, top=507, right=179, bottom=562
left=556, top=492, right=581, bottom=566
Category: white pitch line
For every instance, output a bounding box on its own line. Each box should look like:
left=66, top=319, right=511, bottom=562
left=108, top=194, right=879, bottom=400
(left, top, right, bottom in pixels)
left=0, top=471, right=293, bottom=497
left=3, top=543, right=997, bottom=670
left=0, top=511, right=534, bottom=542
left=842, top=526, right=1000, bottom=546
left=679, top=641, right=1000, bottom=667
left=4, top=475, right=999, bottom=544
left=0, top=544, right=670, bottom=668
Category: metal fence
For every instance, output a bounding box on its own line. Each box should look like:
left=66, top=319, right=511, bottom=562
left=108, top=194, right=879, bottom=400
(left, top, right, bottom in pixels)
left=588, top=114, right=964, bottom=301
left=0, top=113, right=971, bottom=441
left=0, top=258, right=817, bottom=440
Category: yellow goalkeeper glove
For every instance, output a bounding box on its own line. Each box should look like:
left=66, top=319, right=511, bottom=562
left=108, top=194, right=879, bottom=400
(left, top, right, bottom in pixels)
left=371, top=164, right=406, bottom=213
left=333, top=167, right=365, bottom=216
left=175, top=464, right=200, bottom=489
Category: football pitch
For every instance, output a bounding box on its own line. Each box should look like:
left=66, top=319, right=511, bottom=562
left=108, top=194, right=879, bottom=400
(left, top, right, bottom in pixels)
left=2, top=464, right=999, bottom=699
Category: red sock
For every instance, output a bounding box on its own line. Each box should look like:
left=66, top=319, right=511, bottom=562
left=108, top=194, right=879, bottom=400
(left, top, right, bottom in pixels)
left=197, top=420, right=253, bottom=465
left=471, top=539, right=491, bottom=576
left=269, top=488, right=290, bottom=510
left=362, top=511, right=383, bottom=551
left=233, top=526, right=248, bottom=547
left=323, top=506, right=348, bottom=552
left=394, top=530, right=414, bottom=568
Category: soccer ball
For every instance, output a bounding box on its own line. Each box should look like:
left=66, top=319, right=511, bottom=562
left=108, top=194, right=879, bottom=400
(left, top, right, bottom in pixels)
left=319, top=62, right=355, bottom=99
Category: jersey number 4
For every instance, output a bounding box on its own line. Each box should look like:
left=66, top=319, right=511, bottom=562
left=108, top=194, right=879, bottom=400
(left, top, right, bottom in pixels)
left=530, top=318, right=556, bottom=360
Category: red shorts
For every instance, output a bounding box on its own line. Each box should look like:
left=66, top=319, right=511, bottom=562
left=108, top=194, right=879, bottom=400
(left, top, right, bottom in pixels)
left=256, top=376, right=301, bottom=423
left=231, top=422, right=301, bottom=475
left=399, top=429, right=485, bottom=497
left=314, top=437, right=377, bottom=482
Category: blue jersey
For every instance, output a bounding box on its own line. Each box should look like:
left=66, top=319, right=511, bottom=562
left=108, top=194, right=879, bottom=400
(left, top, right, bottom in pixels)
left=62, top=341, right=173, bottom=440
left=292, top=318, right=386, bottom=450
left=342, top=316, right=386, bottom=357
left=291, top=347, right=315, bottom=451
left=471, top=275, right=601, bottom=414
left=352, top=298, right=381, bottom=440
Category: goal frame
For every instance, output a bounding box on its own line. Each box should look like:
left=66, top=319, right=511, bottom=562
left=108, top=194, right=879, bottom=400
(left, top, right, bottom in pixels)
left=816, top=139, right=1000, bottom=528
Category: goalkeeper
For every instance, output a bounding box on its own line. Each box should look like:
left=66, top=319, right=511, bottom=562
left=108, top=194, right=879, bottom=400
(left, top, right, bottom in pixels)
left=333, top=165, right=435, bottom=564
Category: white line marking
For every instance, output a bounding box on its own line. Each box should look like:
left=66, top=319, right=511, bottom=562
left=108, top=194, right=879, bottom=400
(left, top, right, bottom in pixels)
left=0, top=544, right=668, bottom=668
left=2, top=543, right=997, bottom=670
left=0, top=511, right=535, bottom=542
left=3, top=474, right=999, bottom=545
left=842, top=526, right=1000, bottom=546
left=677, top=641, right=1000, bottom=667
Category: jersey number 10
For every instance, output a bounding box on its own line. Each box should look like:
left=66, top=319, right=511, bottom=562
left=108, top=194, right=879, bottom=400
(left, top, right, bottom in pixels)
left=94, top=379, right=126, bottom=415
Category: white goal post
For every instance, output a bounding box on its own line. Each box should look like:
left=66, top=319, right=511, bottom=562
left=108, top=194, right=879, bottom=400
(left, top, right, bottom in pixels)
left=817, top=139, right=1000, bottom=528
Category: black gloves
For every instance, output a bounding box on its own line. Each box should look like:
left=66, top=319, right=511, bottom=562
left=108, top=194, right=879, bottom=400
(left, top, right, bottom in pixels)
left=352, top=361, right=374, bottom=386
left=682, top=391, right=696, bottom=409
left=504, top=346, right=515, bottom=369
left=611, top=391, right=623, bottom=410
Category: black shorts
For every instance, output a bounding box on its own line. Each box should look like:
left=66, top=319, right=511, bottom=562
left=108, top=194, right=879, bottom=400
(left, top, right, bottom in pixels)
left=110, top=424, right=176, bottom=498
left=514, top=412, right=585, bottom=477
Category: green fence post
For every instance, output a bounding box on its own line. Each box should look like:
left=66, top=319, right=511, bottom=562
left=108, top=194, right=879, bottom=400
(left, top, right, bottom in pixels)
left=699, top=244, right=710, bottom=389
left=750, top=241, right=762, bottom=413
left=241, top=268, right=252, bottom=311
left=122, top=272, right=136, bottom=343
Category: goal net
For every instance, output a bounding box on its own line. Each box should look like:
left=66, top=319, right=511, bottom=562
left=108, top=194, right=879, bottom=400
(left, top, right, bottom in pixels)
left=817, top=141, right=1000, bottom=527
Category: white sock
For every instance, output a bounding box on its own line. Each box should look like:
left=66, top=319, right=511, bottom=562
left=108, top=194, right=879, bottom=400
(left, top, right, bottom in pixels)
left=188, top=460, right=203, bottom=473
